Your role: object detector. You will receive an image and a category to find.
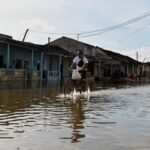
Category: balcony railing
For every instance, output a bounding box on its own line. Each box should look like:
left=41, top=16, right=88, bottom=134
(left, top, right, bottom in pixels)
left=47, top=71, right=60, bottom=80
left=0, top=69, right=62, bottom=81
left=0, top=68, right=26, bottom=81
left=0, top=69, right=7, bottom=76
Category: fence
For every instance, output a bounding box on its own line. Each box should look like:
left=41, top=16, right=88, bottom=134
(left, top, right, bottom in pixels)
left=0, top=69, right=26, bottom=81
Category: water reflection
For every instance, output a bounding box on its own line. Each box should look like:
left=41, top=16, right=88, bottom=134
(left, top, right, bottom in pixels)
left=0, top=80, right=61, bottom=92
left=70, top=98, right=85, bottom=142
left=0, top=86, right=88, bottom=143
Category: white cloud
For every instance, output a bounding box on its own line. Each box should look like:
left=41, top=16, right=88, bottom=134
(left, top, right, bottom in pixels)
left=19, top=19, right=56, bottom=33
left=0, top=0, right=69, bottom=11
left=0, top=18, right=56, bottom=43
left=19, top=19, right=56, bottom=43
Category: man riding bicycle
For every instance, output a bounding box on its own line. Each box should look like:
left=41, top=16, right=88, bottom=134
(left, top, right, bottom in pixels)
left=64, top=50, right=89, bottom=95
left=70, top=50, right=89, bottom=80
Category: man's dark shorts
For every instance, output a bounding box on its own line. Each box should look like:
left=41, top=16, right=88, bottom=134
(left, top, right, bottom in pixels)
left=79, top=70, right=86, bottom=79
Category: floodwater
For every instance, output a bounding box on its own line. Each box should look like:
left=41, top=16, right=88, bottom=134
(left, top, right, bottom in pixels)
left=0, top=81, right=150, bottom=150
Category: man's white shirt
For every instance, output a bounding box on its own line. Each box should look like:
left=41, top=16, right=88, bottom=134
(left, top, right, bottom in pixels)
left=73, top=56, right=88, bottom=71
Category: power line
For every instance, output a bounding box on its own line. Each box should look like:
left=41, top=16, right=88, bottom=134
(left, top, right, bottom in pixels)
left=29, top=28, right=80, bottom=40
left=118, top=22, right=150, bottom=43
left=29, top=28, right=77, bottom=35
left=27, top=10, right=150, bottom=39
left=79, top=11, right=150, bottom=38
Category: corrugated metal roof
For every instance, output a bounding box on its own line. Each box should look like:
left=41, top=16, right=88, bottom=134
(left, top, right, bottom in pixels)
left=0, top=37, right=73, bottom=56
left=96, top=46, right=142, bottom=64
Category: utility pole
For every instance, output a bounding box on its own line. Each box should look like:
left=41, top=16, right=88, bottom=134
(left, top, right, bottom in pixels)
left=136, top=51, right=138, bottom=61
left=22, top=29, right=29, bottom=42
left=48, top=37, right=50, bottom=52
left=48, top=37, right=50, bottom=44
left=77, top=34, right=80, bottom=40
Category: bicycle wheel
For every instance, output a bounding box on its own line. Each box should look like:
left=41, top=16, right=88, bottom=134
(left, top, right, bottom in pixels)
left=64, top=79, right=75, bottom=96
left=80, top=80, right=89, bottom=93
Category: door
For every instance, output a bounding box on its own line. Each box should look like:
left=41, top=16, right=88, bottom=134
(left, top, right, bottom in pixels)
left=0, top=55, right=3, bottom=68
left=16, top=59, right=22, bottom=69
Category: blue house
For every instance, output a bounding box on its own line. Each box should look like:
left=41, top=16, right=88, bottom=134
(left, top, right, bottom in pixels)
left=0, top=34, right=72, bottom=82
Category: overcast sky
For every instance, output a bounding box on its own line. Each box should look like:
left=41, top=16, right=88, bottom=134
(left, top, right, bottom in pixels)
left=0, top=0, right=150, bottom=61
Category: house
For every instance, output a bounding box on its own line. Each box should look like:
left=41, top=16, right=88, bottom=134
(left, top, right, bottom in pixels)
left=0, top=34, right=42, bottom=81
left=96, top=47, right=143, bottom=79
left=142, top=62, right=150, bottom=80
left=0, top=34, right=72, bottom=82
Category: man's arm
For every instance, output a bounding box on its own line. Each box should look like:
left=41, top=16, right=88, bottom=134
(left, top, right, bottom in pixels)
left=70, top=63, right=76, bottom=70
left=82, top=57, right=88, bottom=70
left=82, top=63, right=88, bottom=70
left=70, top=57, right=77, bottom=70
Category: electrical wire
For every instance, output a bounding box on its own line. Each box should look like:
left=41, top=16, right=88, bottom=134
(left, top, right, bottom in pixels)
left=78, top=11, right=150, bottom=36
left=28, top=10, right=150, bottom=39
left=29, top=28, right=77, bottom=35
left=118, top=23, right=150, bottom=43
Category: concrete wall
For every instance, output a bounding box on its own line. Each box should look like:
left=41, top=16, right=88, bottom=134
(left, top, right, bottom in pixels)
left=11, top=46, right=31, bottom=68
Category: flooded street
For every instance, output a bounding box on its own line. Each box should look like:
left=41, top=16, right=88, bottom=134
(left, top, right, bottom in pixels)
left=0, top=82, right=150, bottom=150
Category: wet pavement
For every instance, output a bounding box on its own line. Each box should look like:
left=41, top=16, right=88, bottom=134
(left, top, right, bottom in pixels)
left=0, top=81, right=150, bottom=150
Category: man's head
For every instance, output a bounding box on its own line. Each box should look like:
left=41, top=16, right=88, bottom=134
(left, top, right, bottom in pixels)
left=77, top=50, right=83, bottom=58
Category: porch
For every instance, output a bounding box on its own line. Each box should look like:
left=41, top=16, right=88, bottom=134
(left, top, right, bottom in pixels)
left=0, top=68, right=62, bottom=82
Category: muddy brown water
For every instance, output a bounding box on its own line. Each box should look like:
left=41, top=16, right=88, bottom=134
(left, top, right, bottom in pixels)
left=0, top=81, right=150, bottom=150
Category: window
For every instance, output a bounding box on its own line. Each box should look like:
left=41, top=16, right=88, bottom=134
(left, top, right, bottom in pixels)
left=87, top=47, right=92, bottom=55
left=24, top=60, right=30, bottom=69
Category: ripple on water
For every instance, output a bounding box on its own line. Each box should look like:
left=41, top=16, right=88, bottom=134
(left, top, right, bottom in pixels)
left=0, top=85, right=150, bottom=149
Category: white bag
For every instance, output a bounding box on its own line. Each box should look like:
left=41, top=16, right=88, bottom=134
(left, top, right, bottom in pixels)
left=72, top=69, right=81, bottom=80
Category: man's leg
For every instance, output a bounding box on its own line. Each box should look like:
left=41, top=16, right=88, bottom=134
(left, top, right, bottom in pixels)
left=80, top=71, right=87, bottom=92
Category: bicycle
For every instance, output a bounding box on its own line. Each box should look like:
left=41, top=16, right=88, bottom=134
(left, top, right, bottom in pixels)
left=64, top=71, right=89, bottom=96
